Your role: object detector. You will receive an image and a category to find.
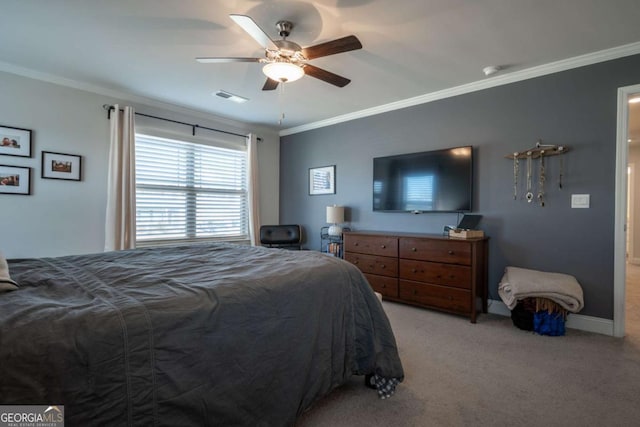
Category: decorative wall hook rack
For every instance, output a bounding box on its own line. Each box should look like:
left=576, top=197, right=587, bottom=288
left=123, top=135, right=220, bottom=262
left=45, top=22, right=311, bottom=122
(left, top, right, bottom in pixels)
left=504, top=140, right=570, bottom=160
left=505, top=140, right=570, bottom=206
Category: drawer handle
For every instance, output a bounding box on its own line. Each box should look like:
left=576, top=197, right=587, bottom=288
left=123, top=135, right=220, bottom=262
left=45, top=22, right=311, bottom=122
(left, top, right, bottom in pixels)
left=436, top=275, right=442, bottom=279
left=413, top=289, right=418, bottom=295
left=354, top=242, right=359, bottom=246
left=448, top=296, right=453, bottom=301
left=449, top=275, right=455, bottom=279
left=411, top=247, right=417, bottom=252
left=412, top=269, right=417, bottom=273
left=382, top=284, right=386, bottom=288
left=380, top=264, right=386, bottom=269
left=381, top=244, right=386, bottom=249
left=448, top=250, right=454, bottom=255
left=353, top=260, right=359, bottom=265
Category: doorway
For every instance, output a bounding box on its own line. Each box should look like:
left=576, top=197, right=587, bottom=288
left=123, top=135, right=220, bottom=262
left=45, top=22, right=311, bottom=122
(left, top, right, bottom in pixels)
left=614, top=84, right=640, bottom=338
left=628, top=163, right=635, bottom=262
left=627, top=163, right=640, bottom=338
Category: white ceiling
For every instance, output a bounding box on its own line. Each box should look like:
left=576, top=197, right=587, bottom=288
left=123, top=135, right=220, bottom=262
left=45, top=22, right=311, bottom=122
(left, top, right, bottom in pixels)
left=2, top=0, right=640, bottom=133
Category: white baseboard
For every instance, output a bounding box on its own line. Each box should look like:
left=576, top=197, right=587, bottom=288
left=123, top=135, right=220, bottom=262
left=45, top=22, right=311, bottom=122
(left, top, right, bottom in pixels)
left=487, top=299, right=614, bottom=336
left=487, top=299, right=512, bottom=317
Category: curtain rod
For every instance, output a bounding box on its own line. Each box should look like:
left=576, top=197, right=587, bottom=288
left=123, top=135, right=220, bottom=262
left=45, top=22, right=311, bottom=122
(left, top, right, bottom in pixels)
left=102, top=104, right=261, bottom=141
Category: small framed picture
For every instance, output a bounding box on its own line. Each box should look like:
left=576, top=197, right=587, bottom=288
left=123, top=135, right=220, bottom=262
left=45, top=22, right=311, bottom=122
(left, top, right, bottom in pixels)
left=41, top=151, right=82, bottom=181
left=309, top=165, right=336, bottom=195
left=0, top=125, right=32, bottom=158
left=0, top=164, right=31, bottom=195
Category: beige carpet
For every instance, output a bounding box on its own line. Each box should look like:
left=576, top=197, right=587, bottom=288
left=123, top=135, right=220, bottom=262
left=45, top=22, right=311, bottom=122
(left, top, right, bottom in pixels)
left=297, top=300, right=640, bottom=427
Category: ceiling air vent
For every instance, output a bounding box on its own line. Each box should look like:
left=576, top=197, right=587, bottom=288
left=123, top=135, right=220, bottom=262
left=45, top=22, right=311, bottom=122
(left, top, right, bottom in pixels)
left=214, top=90, right=249, bottom=103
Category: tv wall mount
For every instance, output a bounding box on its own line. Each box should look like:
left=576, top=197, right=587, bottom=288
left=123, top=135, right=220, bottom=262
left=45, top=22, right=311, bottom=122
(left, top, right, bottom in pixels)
left=504, top=140, right=570, bottom=207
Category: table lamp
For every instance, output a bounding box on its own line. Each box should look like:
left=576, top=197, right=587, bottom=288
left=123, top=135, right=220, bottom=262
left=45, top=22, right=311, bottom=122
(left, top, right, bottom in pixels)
left=326, top=205, right=345, bottom=236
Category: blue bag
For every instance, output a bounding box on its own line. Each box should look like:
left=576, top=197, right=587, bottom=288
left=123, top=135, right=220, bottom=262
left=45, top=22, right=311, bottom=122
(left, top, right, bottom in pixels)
left=533, top=311, right=566, bottom=336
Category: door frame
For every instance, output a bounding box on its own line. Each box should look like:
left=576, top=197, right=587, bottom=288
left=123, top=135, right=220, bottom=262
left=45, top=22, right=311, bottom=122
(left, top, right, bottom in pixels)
left=628, top=163, right=635, bottom=263
left=614, top=84, right=640, bottom=337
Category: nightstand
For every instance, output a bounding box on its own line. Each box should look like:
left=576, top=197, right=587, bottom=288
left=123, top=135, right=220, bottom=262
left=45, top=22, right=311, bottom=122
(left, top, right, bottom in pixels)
left=320, top=226, right=350, bottom=258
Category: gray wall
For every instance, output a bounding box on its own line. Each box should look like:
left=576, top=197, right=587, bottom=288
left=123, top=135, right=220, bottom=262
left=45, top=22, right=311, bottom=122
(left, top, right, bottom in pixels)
left=0, top=71, right=280, bottom=259
left=280, top=54, right=640, bottom=320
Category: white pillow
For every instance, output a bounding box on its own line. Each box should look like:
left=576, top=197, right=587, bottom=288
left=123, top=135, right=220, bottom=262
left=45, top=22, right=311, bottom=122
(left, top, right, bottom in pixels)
left=0, top=251, right=18, bottom=292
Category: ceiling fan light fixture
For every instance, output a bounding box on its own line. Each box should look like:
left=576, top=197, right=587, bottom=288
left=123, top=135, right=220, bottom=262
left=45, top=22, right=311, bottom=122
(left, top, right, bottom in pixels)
left=262, top=62, right=304, bottom=83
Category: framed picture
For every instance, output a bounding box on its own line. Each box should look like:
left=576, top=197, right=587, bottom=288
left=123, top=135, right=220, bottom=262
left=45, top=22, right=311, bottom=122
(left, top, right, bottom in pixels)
left=41, top=151, right=82, bottom=181
left=0, top=125, right=32, bottom=158
left=309, top=165, right=336, bottom=195
left=0, top=164, right=31, bottom=195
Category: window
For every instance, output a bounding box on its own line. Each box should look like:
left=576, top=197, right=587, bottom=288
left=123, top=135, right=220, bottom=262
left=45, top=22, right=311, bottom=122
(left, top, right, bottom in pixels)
left=403, top=175, right=434, bottom=211
left=135, top=133, right=248, bottom=245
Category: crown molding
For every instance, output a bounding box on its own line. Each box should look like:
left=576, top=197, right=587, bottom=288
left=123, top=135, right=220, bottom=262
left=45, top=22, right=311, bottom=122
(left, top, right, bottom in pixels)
left=4, top=38, right=640, bottom=139
left=0, top=61, right=279, bottom=137
left=280, top=40, right=640, bottom=137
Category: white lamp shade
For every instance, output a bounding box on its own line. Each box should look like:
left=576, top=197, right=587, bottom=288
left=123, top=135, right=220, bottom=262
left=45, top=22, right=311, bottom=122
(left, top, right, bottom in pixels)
left=326, top=206, right=345, bottom=224
left=262, top=62, right=305, bottom=83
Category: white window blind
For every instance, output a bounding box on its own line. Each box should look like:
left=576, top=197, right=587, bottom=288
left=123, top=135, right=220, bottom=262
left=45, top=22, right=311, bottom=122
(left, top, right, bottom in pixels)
left=403, top=175, right=434, bottom=211
left=135, top=133, right=248, bottom=245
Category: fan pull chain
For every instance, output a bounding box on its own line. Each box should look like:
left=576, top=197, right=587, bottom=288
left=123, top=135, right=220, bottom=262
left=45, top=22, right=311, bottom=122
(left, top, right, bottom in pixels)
left=278, top=82, right=286, bottom=125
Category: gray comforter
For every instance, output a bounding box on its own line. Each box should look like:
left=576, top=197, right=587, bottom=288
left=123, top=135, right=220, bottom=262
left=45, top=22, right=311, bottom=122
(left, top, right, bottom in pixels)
left=0, top=243, right=403, bottom=426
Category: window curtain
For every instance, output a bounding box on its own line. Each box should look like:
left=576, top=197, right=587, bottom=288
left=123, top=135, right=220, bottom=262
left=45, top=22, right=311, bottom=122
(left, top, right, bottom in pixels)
left=105, top=105, right=136, bottom=251
left=247, top=133, right=261, bottom=246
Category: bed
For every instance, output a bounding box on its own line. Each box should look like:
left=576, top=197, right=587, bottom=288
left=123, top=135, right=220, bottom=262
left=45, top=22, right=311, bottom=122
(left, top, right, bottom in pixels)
left=0, top=243, right=403, bottom=426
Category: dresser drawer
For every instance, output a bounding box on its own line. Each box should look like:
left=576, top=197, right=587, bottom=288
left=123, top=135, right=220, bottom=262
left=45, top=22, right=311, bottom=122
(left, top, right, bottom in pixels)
left=399, top=259, right=471, bottom=289
left=364, top=274, right=399, bottom=298
left=343, top=231, right=487, bottom=323
left=399, top=238, right=471, bottom=265
left=399, top=280, right=471, bottom=312
left=344, top=252, right=398, bottom=278
left=344, top=234, right=398, bottom=257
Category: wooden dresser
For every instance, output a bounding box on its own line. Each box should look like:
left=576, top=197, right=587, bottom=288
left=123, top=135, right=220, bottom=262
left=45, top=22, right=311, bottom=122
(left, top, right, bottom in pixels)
left=343, top=231, right=488, bottom=323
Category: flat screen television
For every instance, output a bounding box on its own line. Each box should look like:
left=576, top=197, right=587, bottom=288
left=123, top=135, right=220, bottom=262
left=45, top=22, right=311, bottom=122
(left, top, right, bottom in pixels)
left=373, top=146, right=473, bottom=212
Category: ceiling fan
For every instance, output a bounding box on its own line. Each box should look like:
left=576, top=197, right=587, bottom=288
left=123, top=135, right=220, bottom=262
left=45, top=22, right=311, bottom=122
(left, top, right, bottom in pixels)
left=196, top=14, right=362, bottom=91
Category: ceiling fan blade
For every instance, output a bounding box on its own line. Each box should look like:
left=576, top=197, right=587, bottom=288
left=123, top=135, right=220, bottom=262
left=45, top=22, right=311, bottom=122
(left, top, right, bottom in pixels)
left=304, top=64, right=351, bottom=87
left=302, top=35, right=362, bottom=60
left=262, top=78, right=280, bottom=91
left=196, top=57, right=261, bottom=63
left=230, top=14, right=278, bottom=51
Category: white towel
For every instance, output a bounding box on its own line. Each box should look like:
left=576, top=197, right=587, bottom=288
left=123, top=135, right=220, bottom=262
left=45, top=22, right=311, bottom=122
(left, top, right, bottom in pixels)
left=498, top=266, right=584, bottom=313
left=0, top=252, right=18, bottom=292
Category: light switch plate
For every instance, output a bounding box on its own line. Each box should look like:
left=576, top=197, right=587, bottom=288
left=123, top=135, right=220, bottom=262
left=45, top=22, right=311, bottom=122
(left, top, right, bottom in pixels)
left=571, top=194, right=590, bottom=208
